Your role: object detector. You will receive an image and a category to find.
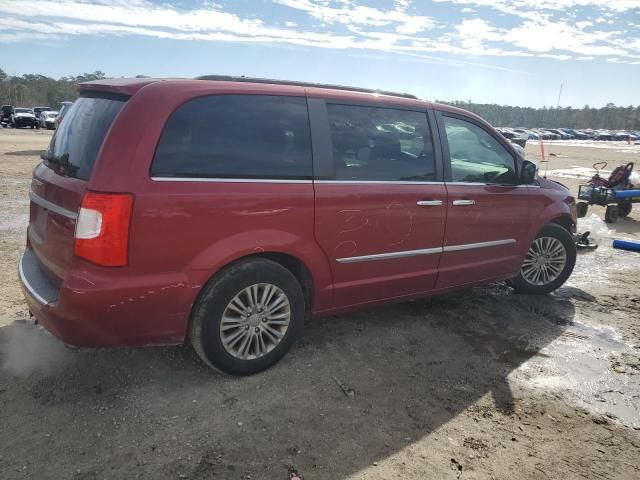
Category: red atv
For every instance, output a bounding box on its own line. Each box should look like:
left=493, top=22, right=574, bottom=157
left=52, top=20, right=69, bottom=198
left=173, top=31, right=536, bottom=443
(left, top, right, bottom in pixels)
left=577, top=162, right=635, bottom=223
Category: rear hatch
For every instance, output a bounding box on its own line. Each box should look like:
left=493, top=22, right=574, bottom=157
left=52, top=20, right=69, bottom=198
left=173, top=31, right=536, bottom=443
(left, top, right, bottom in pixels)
left=28, top=94, right=127, bottom=285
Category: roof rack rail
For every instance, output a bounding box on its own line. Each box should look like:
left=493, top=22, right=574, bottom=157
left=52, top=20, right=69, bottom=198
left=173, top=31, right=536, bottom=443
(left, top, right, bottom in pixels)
left=194, top=75, right=418, bottom=100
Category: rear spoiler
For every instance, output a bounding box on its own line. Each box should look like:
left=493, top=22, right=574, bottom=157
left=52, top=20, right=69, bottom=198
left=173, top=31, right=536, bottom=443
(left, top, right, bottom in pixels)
left=78, top=78, right=162, bottom=97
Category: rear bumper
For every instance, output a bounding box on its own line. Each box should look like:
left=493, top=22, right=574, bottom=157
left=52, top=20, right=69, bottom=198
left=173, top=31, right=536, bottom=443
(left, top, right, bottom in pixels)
left=19, top=249, right=190, bottom=347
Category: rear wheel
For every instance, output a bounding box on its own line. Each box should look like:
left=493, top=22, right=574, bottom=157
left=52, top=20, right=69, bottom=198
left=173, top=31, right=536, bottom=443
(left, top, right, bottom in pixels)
left=190, top=258, right=305, bottom=375
left=605, top=205, right=619, bottom=223
left=510, top=224, right=576, bottom=294
left=576, top=201, right=588, bottom=218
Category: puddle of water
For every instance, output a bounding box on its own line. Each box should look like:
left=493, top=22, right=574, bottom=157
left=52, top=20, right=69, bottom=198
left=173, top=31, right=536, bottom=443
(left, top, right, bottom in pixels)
left=570, top=215, right=639, bottom=283
left=513, top=216, right=640, bottom=427
left=515, top=318, right=639, bottom=427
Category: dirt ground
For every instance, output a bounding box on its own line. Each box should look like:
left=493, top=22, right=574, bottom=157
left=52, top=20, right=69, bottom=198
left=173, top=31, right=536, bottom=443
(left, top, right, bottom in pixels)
left=1, top=128, right=639, bottom=480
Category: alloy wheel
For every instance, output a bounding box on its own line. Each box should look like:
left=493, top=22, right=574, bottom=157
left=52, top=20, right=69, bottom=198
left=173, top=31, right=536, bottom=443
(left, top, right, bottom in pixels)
left=521, top=237, right=567, bottom=286
left=219, top=283, right=291, bottom=360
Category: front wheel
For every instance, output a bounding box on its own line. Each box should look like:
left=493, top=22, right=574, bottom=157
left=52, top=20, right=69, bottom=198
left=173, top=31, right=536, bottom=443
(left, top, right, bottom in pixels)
left=618, top=200, right=632, bottom=218
left=190, top=258, right=305, bottom=375
left=510, top=224, right=576, bottom=294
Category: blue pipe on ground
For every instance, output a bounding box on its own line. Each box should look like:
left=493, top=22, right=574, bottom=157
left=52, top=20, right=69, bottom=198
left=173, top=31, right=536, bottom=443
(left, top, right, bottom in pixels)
left=612, top=239, right=640, bottom=252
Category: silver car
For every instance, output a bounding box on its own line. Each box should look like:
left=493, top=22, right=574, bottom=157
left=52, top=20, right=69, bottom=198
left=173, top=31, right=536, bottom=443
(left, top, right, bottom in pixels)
left=39, top=111, right=59, bottom=130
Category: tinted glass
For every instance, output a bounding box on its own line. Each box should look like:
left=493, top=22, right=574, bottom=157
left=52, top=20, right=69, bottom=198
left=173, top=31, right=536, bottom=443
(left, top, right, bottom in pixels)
left=43, top=96, right=125, bottom=180
left=327, top=104, right=435, bottom=181
left=443, top=116, right=516, bottom=184
left=152, top=95, right=312, bottom=179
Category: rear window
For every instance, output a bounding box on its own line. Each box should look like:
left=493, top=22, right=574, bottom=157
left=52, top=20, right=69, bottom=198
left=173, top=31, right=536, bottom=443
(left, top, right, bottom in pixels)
left=151, top=95, right=312, bottom=179
left=43, top=95, right=125, bottom=180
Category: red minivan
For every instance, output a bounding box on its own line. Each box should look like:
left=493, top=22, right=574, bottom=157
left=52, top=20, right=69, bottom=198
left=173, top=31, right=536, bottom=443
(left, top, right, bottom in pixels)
left=19, top=76, right=577, bottom=374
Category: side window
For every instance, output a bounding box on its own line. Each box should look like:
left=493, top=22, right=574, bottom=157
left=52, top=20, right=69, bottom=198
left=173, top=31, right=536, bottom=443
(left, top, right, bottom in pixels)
left=152, top=95, right=312, bottom=179
left=443, top=116, right=517, bottom=184
left=327, top=104, right=435, bottom=181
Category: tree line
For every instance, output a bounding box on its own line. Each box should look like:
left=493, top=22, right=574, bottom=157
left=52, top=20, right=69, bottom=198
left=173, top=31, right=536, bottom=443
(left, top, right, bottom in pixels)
left=438, top=100, right=640, bottom=130
left=1, top=68, right=638, bottom=130
left=0, top=69, right=109, bottom=110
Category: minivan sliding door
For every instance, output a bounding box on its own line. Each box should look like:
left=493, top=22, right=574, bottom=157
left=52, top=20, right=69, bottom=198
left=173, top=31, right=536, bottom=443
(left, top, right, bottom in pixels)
left=309, top=99, right=447, bottom=308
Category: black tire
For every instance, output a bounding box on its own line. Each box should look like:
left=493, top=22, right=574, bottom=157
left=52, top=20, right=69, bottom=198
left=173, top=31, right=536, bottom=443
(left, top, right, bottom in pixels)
left=605, top=205, right=619, bottom=223
left=190, top=258, right=305, bottom=375
left=617, top=200, right=632, bottom=218
left=576, top=201, right=588, bottom=218
left=510, top=223, right=577, bottom=295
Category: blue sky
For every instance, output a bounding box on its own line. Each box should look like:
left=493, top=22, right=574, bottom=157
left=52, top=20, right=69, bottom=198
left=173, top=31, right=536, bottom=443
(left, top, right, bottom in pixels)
left=1, top=0, right=639, bottom=107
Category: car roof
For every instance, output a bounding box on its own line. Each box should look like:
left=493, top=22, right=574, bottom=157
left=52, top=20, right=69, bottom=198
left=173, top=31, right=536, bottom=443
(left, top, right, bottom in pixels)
left=78, top=77, right=490, bottom=126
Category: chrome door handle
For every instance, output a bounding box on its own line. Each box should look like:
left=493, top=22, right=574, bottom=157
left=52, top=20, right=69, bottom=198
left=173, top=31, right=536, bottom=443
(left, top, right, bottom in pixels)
left=452, top=199, right=475, bottom=206
left=416, top=200, right=443, bottom=206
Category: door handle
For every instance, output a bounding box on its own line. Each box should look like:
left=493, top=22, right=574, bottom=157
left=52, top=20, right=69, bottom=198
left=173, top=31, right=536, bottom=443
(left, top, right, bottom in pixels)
left=417, top=200, right=443, bottom=206
left=452, top=199, right=475, bottom=206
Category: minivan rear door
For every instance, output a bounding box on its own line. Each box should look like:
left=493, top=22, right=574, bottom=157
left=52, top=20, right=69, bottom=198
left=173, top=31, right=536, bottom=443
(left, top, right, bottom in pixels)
left=28, top=94, right=126, bottom=284
left=309, top=99, right=447, bottom=307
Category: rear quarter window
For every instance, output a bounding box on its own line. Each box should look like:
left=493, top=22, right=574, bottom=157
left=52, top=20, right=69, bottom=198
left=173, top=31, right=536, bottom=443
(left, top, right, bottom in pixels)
left=44, top=95, right=126, bottom=180
left=151, top=95, right=312, bottom=179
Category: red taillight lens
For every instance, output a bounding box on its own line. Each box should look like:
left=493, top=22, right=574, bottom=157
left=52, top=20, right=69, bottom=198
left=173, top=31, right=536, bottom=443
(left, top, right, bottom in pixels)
left=74, top=192, right=134, bottom=267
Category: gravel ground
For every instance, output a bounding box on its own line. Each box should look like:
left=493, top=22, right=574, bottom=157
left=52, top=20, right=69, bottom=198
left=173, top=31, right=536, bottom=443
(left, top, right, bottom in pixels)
left=0, top=128, right=639, bottom=480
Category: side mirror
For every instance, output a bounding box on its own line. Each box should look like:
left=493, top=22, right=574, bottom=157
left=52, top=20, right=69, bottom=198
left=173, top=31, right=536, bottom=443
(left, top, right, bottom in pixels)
left=520, top=160, right=538, bottom=184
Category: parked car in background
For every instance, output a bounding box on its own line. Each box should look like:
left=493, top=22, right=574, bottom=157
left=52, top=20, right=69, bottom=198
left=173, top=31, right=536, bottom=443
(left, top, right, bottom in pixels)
left=546, top=129, right=573, bottom=140
left=1, top=105, right=13, bottom=127
left=495, top=127, right=528, bottom=147
left=19, top=76, right=578, bottom=375
left=10, top=108, right=37, bottom=128
left=33, top=106, right=52, bottom=127
left=534, top=129, right=559, bottom=140
left=513, top=128, right=539, bottom=140
left=593, top=130, right=614, bottom=141
left=39, top=110, right=59, bottom=130
left=54, top=101, right=73, bottom=129
left=560, top=128, right=589, bottom=140
left=613, top=131, right=640, bottom=141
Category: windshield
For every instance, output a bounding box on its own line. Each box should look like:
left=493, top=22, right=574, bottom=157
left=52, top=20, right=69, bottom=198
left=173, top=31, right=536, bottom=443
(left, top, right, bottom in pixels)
left=43, top=95, right=126, bottom=180
left=15, top=108, right=32, bottom=114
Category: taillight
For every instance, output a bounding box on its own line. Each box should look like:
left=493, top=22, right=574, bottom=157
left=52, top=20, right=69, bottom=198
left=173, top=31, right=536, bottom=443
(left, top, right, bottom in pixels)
left=74, top=192, right=134, bottom=267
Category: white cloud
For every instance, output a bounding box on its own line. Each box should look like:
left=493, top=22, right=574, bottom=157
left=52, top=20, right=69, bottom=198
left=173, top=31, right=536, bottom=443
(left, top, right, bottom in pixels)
left=537, top=53, right=572, bottom=59
left=275, top=0, right=435, bottom=34
left=434, top=0, right=639, bottom=13
left=0, top=0, right=637, bottom=67
left=503, top=19, right=633, bottom=57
